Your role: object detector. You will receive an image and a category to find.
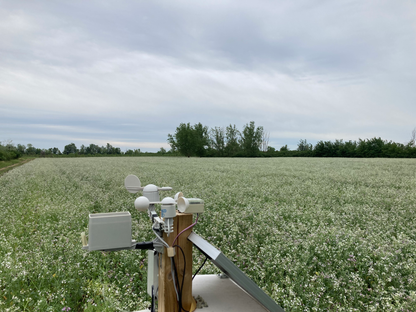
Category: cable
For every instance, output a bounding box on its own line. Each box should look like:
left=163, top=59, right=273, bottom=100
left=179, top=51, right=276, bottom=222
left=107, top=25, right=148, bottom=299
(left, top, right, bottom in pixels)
left=176, top=246, right=187, bottom=312
left=173, top=245, right=189, bottom=312
left=192, top=256, right=208, bottom=280
left=170, top=258, right=179, bottom=301
left=152, top=227, right=169, bottom=248
left=172, top=213, right=199, bottom=246
left=168, top=211, right=200, bottom=311
left=171, top=255, right=181, bottom=312
left=151, top=285, right=155, bottom=312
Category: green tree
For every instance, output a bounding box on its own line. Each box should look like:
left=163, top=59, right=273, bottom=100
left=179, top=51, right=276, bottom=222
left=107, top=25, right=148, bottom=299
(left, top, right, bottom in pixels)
left=168, top=123, right=209, bottom=157
left=17, top=144, right=26, bottom=154
left=63, top=143, right=78, bottom=155
left=225, top=124, right=240, bottom=156
left=193, top=122, right=209, bottom=157
left=239, top=121, right=263, bottom=157
left=313, top=140, right=334, bottom=157
left=26, top=144, right=36, bottom=155
left=210, top=126, right=225, bottom=156
left=87, top=144, right=100, bottom=155
left=158, top=147, right=167, bottom=154
left=343, top=140, right=357, bottom=157
left=79, top=144, right=86, bottom=154
left=297, top=139, right=312, bottom=152
left=0, top=142, right=20, bottom=161
left=106, top=143, right=114, bottom=154
left=52, top=147, right=61, bottom=155
left=168, top=123, right=194, bottom=157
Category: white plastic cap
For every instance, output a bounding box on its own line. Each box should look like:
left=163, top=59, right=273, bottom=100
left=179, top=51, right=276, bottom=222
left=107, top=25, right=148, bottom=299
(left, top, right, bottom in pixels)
left=161, top=197, right=175, bottom=205
left=135, top=196, right=150, bottom=212
left=177, top=197, right=190, bottom=213
left=143, top=184, right=158, bottom=192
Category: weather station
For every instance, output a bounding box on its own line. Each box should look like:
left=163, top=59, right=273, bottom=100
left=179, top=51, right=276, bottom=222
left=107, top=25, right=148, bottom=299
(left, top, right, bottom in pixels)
left=81, top=175, right=284, bottom=312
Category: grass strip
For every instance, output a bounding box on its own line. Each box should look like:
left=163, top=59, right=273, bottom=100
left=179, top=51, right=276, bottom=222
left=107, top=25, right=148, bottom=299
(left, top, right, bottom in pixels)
left=0, top=157, right=35, bottom=175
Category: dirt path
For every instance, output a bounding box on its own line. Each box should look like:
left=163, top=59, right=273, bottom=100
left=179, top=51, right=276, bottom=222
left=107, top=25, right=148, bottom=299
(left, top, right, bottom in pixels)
left=0, top=158, right=34, bottom=173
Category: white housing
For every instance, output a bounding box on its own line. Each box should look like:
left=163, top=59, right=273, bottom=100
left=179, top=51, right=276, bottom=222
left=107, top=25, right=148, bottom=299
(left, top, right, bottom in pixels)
left=143, top=184, right=160, bottom=202
left=161, top=197, right=176, bottom=236
left=177, top=198, right=204, bottom=214
left=88, top=212, right=132, bottom=251
left=161, top=197, right=176, bottom=218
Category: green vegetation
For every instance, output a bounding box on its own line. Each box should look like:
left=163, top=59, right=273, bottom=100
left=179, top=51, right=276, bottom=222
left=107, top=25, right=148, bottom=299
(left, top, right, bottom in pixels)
left=1, top=157, right=415, bottom=311
left=168, top=121, right=265, bottom=157
left=167, top=122, right=210, bottom=157
left=168, top=122, right=416, bottom=158
left=2, top=141, right=170, bottom=158
left=4, top=125, right=416, bottom=159
left=298, top=137, right=416, bottom=158
left=0, top=157, right=35, bottom=178
left=0, top=141, right=23, bottom=161
left=0, top=158, right=23, bottom=170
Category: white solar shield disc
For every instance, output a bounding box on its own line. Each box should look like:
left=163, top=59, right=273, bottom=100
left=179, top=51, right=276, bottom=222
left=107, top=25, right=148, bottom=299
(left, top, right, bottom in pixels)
left=124, top=175, right=142, bottom=193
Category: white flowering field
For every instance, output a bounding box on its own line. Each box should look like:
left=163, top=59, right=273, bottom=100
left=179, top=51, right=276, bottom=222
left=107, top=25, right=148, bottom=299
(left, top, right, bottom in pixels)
left=0, top=157, right=415, bottom=311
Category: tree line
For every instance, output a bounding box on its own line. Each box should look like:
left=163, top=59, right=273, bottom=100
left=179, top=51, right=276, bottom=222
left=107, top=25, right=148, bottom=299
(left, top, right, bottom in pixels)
left=167, top=122, right=416, bottom=158
left=293, top=137, right=416, bottom=158
left=0, top=141, right=71, bottom=160
left=0, top=140, right=24, bottom=161
left=167, top=121, right=265, bottom=157
left=0, top=141, right=156, bottom=160
left=2, top=125, right=415, bottom=161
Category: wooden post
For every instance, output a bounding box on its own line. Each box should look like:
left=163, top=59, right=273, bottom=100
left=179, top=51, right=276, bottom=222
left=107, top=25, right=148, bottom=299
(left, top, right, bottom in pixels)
left=158, top=212, right=196, bottom=312
left=175, top=213, right=196, bottom=311
left=158, top=226, right=177, bottom=312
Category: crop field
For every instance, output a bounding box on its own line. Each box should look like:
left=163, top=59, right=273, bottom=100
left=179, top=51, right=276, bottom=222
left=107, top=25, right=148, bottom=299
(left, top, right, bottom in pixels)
left=0, top=157, right=416, bottom=311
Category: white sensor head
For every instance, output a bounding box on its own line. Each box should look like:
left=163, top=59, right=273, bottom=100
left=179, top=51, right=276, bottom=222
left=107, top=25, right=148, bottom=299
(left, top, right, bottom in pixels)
left=135, top=196, right=150, bottom=212
left=143, top=184, right=160, bottom=202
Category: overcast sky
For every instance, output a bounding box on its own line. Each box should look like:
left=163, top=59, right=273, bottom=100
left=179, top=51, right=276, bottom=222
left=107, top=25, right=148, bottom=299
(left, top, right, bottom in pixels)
left=1, top=0, right=415, bottom=152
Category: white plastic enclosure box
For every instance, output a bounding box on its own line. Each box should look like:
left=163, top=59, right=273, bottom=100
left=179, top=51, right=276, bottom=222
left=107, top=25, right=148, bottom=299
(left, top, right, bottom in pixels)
left=88, top=212, right=132, bottom=251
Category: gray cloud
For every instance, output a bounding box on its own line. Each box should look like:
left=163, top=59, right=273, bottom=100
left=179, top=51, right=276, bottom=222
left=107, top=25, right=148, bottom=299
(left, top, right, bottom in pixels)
left=1, top=0, right=415, bottom=151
